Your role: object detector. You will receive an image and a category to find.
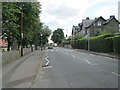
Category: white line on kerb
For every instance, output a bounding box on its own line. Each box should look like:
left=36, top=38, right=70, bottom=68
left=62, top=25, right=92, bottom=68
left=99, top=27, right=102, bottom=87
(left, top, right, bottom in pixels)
left=112, top=72, right=120, bottom=76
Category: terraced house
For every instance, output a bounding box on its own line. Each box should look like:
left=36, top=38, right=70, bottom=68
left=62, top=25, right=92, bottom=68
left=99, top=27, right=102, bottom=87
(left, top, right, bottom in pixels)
left=72, top=15, right=120, bottom=37
left=103, top=15, right=119, bottom=34
left=85, top=16, right=106, bottom=36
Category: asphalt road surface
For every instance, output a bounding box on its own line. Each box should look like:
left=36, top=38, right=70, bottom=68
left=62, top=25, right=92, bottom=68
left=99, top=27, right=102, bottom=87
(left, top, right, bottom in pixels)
left=33, top=47, right=119, bottom=88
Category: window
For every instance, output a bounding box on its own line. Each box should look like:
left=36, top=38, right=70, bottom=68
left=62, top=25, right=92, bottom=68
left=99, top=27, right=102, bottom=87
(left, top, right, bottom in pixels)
left=98, top=22, right=101, bottom=26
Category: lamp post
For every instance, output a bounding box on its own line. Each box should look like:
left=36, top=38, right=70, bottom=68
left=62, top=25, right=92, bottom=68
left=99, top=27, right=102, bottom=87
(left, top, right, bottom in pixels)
left=72, top=35, right=75, bottom=49
left=20, top=11, right=23, bottom=56
left=86, top=34, right=90, bottom=51
left=40, top=34, right=43, bottom=51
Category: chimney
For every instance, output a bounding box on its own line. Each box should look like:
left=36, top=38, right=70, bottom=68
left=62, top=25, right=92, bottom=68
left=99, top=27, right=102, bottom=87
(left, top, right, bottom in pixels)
left=86, top=17, right=89, bottom=20
left=110, top=15, right=115, bottom=18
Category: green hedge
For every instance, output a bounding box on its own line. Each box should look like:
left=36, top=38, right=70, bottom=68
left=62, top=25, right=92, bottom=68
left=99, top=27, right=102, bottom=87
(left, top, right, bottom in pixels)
left=77, top=38, right=88, bottom=50
left=71, top=33, right=115, bottom=52
left=90, top=34, right=114, bottom=53
left=71, top=38, right=87, bottom=49
left=112, top=36, right=120, bottom=54
left=71, top=33, right=120, bottom=54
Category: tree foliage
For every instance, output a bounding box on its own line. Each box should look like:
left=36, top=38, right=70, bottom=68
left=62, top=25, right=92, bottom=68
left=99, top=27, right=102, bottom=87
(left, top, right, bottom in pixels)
left=2, top=2, right=51, bottom=51
left=51, top=28, right=64, bottom=44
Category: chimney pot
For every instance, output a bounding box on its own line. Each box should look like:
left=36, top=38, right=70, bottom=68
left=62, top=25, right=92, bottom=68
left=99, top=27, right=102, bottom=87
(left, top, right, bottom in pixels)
left=110, top=15, right=115, bottom=18
left=86, top=17, right=89, bottom=20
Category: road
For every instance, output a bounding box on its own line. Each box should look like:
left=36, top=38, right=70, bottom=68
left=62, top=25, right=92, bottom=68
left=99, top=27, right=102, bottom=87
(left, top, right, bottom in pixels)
left=33, top=47, right=119, bottom=88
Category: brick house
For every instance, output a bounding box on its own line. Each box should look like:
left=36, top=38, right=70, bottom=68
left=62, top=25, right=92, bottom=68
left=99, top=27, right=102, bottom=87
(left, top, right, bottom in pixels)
left=0, top=40, right=8, bottom=51
left=103, top=15, right=119, bottom=34
left=85, top=16, right=106, bottom=37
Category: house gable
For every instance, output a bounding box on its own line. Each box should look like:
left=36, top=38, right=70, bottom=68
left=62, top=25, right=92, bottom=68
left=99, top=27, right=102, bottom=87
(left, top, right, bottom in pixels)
left=103, top=16, right=119, bottom=33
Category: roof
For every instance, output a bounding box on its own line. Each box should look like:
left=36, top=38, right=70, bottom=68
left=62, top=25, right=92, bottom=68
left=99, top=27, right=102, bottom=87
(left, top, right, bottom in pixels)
left=0, top=40, right=8, bottom=46
left=82, top=19, right=94, bottom=29
left=103, top=16, right=120, bottom=25
left=86, top=16, right=106, bottom=28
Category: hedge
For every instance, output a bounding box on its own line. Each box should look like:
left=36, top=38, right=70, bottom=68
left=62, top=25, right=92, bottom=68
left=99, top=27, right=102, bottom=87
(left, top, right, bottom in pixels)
left=89, top=34, right=114, bottom=53
left=112, top=36, right=120, bottom=54
left=77, top=38, right=88, bottom=50
left=71, top=33, right=120, bottom=54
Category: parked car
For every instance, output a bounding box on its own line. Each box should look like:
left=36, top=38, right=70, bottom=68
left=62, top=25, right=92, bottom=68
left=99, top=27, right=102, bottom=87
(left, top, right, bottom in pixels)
left=48, top=46, right=53, bottom=49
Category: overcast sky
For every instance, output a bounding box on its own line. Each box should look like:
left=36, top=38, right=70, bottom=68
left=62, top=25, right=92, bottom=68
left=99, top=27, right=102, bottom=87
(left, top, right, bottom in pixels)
left=38, top=0, right=119, bottom=36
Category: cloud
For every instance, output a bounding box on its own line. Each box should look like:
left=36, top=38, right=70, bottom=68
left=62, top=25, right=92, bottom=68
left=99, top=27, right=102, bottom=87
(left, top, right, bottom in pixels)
left=47, top=5, right=79, bottom=19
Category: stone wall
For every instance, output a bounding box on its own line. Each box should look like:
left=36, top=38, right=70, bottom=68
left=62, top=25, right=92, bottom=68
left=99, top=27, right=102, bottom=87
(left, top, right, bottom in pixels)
left=2, top=48, right=32, bottom=64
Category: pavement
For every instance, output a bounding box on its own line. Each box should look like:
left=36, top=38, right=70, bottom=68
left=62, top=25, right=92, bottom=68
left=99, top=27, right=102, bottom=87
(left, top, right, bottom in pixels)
left=32, top=47, right=119, bottom=88
left=2, top=50, right=47, bottom=88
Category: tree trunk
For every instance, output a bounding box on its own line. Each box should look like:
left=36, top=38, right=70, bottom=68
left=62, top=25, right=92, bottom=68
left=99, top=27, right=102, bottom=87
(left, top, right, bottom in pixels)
left=7, top=41, right=10, bottom=51
left=31, top=45, right=33, bottom=52
left=35, top=45, right=37, bottom=50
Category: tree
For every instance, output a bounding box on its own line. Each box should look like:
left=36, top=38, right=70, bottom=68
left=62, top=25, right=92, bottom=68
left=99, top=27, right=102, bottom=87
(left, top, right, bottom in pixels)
left=2, top=2, right=42, bottom=51
left=51, top=28, right=64, bottom=44
left=41, top=25, right=51, bottom=45
left=2, top=2, right=20, bottom=51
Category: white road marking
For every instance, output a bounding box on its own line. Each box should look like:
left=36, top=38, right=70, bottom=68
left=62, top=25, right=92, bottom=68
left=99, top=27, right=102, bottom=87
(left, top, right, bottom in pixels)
left=84, top=59, right=97, bottom=65
left=84, top=59, right=91, bottom=64
left=66, top=53, right=69, bottom=55
left=45, top=56, right=49, bottom=66
left=112, top=72, right=120, bottom=76
left=90, top=54, right=95, bottom=56
left=105, top=57, right=118, bottom=61
left=72, top=55, right=75, bottom=58
left=43, top=66, right=53, bottom=69
left=105, top=57, right=113, bottom=60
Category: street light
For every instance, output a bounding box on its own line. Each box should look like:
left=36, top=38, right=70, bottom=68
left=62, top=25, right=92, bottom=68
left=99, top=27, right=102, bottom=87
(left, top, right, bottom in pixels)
left=72, top=35, right=75, bottom=49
